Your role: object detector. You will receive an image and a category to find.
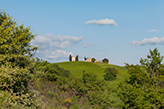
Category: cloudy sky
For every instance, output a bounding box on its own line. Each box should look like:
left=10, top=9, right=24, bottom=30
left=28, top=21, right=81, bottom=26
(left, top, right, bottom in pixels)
left=1, top=0, right=164, bottom=66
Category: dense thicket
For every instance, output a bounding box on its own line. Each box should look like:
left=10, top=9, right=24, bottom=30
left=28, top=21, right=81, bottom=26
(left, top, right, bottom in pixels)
left=71, top=71, right=118, bottom=108
left=32, top=69, right=118, bottom=108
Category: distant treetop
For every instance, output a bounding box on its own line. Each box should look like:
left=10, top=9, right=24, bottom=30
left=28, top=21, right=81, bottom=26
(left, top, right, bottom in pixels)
left=102, top=58, right=109, bottom=64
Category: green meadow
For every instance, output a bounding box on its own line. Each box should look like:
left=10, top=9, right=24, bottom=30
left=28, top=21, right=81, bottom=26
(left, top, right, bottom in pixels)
left=55, top=61, right=130, bottom=86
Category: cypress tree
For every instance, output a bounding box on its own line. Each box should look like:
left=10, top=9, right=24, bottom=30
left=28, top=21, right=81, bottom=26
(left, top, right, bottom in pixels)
left=75, top=55, right=79, bottom=61
left=69, top=54, right=72, bottom=61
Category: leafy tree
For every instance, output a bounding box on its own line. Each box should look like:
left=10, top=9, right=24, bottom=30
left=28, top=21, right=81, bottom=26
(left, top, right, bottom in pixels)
left=84, top=57, right=87, bottom=61
left=91, top=58, right=96, bottom=63
left=0, top=10, right=40, bottom=108
left=69, top=54, right=72, bottom=62
left=102, top=58, right=109, bottom=64
left=0, top=10, right=38, bottom=68
left=103, top=67, right=118, bottom=81
left=118, top=48, right=164, bottom=108
left=75, top=55, right=79, bottom=61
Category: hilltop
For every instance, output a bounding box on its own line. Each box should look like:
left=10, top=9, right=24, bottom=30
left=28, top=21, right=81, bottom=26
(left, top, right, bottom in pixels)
left=54, top=61, right=129, bottom=85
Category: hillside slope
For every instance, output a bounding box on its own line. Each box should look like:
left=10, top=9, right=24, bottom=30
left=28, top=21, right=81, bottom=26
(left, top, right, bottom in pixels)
left=55, top=61, right=129, bottom=85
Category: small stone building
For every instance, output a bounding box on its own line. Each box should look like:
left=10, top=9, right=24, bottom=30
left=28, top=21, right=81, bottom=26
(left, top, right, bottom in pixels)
left=86, top=58, right=92, bottom=62
left=72, top=57, right=76, bottom=61
left=95, top=60, right=102, bottom=63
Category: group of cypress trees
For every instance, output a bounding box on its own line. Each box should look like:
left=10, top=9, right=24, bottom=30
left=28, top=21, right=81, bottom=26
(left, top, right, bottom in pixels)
left=69, top=54, right=79, bottom=61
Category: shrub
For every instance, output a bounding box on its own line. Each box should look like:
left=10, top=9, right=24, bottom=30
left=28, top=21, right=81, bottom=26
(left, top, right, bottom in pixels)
left=45, top=64, right=71, bottom=81
left=103, top=67, right=118, bottom=81
left=0, top=65, right=40, bottom=108
left=71, top=72, right=116, bottom=108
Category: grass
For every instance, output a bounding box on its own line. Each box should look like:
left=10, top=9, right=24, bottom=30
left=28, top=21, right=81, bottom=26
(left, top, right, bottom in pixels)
left=56, top=61, right=104, bottom=79
left=55, top=61, right=130, bottom=86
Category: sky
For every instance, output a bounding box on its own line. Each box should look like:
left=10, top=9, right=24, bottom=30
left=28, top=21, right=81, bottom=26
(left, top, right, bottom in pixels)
left=0, top=0, right=164, bottom=66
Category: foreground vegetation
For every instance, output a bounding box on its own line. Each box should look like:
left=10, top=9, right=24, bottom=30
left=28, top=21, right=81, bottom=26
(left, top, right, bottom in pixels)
left=0, top=10, right=164, bottom=108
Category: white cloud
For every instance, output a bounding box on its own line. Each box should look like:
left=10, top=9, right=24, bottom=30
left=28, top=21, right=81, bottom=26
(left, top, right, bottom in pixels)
left=148, top=29, right=159, bottom=32
left=31, top=33, right=83, bottom=49
left=46, top=50, right=73, bottom=59
left=130, top=37, right=164, bottom=46
left=85, top=18, right=117, bottom=26
left=84, top=42, right=93, bottom=48
left=35, top=49, right=73, bottom=62
left=31, top=33, right=82, bottom=62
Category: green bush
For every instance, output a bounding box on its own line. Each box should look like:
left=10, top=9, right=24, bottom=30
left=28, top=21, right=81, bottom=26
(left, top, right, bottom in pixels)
left=0, top=65, right=40, bottom=108
left=45, top=64, right=71, bottom=81
left=71, top=72, right=117, bottom=108
left=103, top=67, right=118, bottom=81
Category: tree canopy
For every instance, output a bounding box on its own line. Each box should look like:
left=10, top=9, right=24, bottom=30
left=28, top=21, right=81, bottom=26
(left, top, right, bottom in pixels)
left=102, top=58, right=109, bottom=64
left=0, top=10, right=38, bottom=67
left=118, top=48, right=164, bottom=108
left=0, top=10, right=40, bottom=108
left=91, top=58, right=96, bottom=63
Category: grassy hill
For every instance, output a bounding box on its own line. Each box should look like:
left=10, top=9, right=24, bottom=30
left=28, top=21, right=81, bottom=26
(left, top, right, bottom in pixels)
left=55, top=61, right=129, bottom=86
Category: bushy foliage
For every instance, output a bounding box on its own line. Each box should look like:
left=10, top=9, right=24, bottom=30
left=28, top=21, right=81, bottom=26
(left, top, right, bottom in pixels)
left=0, top=10, right=41, bottom=108
left=0, top=65, right=31, bottom=93
left=71, top=71, right=117, bottom=108
left=0, top=65, right=41, bottom=108
left=45, top=64, right=71, bottom=81
left=91, top=58, right=96, bottom=63
left=118, top=48, right=164, bottom=108
left=0, top=10, right=38, bottom=68
left=0, top=90, right=39, bottom=108
left=34, top=57, right=49, bottom=68
left=102, top=58, right=109, bottom=64
left=103, top=67, right=118, bottom=81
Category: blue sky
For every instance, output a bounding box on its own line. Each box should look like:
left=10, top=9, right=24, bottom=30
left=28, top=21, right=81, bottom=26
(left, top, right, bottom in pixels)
left=1, top=0, right=164, bottom=66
